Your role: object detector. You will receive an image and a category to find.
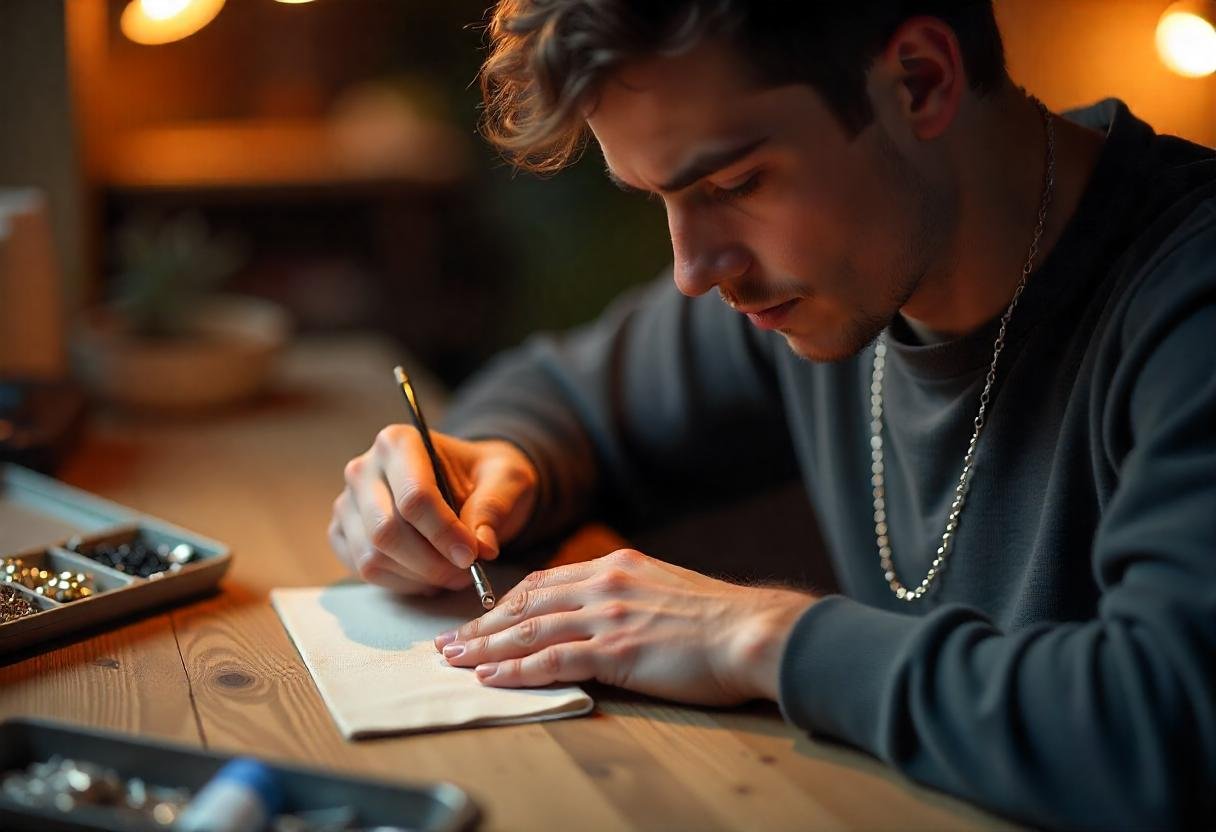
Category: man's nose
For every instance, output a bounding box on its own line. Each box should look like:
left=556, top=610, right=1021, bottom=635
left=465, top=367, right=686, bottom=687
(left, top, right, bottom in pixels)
left=669, top=210, right=751, bottom=297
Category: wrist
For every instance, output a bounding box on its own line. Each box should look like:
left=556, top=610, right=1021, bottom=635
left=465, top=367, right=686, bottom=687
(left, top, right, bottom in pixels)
left=728, top=588, right=817, bottom=702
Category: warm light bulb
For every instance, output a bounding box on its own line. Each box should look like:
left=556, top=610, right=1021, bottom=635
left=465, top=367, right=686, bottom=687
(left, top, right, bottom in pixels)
left=140, top=0, right=192, bottom=21
left=121, top=0, right=225, bottom=45
left=1156, top=1, right=1216, bottom=77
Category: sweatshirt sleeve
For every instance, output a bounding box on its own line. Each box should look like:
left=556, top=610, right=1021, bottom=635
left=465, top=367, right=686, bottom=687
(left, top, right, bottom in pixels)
left=778, top=213, right=1216, bottom=830
left=441, top=273, right=797, bottom=547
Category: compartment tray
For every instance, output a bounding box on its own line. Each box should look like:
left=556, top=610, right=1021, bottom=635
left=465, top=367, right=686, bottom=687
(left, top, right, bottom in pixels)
left=1, top=464, right=233, bottom=656
left=0, top=718, right=478, bottom=831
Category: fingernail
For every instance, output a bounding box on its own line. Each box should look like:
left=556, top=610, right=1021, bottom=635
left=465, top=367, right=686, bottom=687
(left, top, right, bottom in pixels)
left=475, top=663, right=498, bottom=680
left=476, top=525, right=499, bottom=557
left=442, top=643, right=465, bottom=659
left=450, top=544, right=475, bottom=569
left=434, top=629, right=457, bottom=648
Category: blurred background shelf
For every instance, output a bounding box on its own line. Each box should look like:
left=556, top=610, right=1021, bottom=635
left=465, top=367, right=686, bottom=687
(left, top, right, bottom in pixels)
left=104, top=117, right=470, bottom=192
left=0, top=0, right=1212, bottom=394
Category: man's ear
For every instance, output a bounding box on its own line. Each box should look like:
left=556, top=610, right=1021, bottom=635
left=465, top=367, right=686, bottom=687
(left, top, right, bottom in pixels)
left=874, top=16, right=965, bottom=140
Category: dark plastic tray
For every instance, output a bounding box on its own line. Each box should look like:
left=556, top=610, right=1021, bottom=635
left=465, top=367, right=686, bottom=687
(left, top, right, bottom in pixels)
left=1, top=464, right=233, bottom=655
left=0, top=718, right=479, bottom=831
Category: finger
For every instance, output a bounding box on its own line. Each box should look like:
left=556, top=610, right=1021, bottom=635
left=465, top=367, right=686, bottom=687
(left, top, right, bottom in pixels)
left=339, top=494, right=464, bottom=590
left=449, top=585, right=584, bottom=644
left=349, top=473, right=467, bottom=588
left=475, top=641, right=602, bottom=688
left=328, top=497, right=352, bottom=570
left=376, top=427, right=479, bottom=568
left=458, top=456, right=534, bottom=561
left=444, top=611, right=590, bottom=667
left=351, top=470, right=413, bottom=561
left=495, top=560, right=608, bottom=606
left=362, top=564, right=441, bottom=597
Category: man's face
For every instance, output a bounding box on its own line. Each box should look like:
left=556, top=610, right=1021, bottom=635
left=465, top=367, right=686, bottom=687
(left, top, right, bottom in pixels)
left=586, top=39, right=955, bottom=361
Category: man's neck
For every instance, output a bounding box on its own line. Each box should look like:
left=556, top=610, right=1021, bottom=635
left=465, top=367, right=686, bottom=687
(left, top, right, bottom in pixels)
left=900, top=88, right=1106, bottom=339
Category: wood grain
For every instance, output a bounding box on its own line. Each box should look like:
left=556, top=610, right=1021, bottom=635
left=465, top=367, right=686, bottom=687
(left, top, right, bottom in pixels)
left=0, top=614, right=201, bottom=745
left=0, top=336, right=1014, bottom=830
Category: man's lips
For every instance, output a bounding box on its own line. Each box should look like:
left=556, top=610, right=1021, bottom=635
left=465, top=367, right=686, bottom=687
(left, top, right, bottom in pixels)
left=740, top=298, right=799, bottom=330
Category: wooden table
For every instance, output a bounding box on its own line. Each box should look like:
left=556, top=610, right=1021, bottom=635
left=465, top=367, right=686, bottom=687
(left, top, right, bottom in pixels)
left=0, top=337, right=1010, bottom=831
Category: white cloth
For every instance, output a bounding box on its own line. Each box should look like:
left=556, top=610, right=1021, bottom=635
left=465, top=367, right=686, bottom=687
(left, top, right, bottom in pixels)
left=271, top=584, right=594, bottom=739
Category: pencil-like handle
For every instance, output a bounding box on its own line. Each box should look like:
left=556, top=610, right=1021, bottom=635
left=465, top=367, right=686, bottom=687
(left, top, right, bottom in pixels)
left=394, top=366, right=457, bottom=508
left=393, top=366, right=497, bottom=610
left=471, top=562, right=496, bottom=610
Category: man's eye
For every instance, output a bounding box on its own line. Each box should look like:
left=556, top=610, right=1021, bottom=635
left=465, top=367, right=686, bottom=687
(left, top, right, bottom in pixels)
left=708, top=172, right=763, bottom=203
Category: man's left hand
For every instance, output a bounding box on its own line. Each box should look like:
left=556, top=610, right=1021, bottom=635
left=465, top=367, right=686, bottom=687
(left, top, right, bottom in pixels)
left=433, top=549, right=817, bottom=706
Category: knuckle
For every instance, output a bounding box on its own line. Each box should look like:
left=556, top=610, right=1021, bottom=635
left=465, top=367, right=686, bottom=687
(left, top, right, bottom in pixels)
left=467, top=635, right=489, bottom=653
left=593, top=568, right=630, bottom=594
left=600, top=630, right=637, bottom=663
left=367, top=515, right=399, bottom=552
left=374, top=424, right=416, bottom=454
left=600, top=600, right=629, bottom=623
left=515, top=616, right=540, bottom=646
left=343, top=457, right=365, bottom=485
left=459, top=618, right=481, bottom=640
left=395, top=483, right=434, bottom=523
left=522, top=570, right=547, bottom=591
left=538, top=648, right=562, bottom=676
left=607, top=548, right=643, bottom=567
left=505, top=590, right=530, bottom=619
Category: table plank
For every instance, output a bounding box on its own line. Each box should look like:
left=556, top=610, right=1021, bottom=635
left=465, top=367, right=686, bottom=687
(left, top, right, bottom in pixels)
left=0, top=615, right=201, bottom=745
left=2, top=336, right=1014, bottom=830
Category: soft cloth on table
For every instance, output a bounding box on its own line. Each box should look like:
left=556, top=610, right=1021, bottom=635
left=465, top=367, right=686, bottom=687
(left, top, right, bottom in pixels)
left=271, top=583, right=594, bottom=739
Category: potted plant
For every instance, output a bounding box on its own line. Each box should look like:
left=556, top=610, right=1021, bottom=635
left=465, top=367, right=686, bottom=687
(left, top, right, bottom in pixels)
left=74, top=213, right=290, bottom=411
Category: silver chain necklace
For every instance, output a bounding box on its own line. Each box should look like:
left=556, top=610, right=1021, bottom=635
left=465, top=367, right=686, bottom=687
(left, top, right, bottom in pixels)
left=872, top=98, right=1056, bottom=602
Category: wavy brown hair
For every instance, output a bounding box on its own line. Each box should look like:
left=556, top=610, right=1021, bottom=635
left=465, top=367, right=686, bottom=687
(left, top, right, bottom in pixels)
left=480, top=1, right=1006, bottom=174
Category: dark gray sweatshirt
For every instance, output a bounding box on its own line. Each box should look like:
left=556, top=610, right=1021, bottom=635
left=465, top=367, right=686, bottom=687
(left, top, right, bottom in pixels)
left=442, top=101, right=1216, bottom=829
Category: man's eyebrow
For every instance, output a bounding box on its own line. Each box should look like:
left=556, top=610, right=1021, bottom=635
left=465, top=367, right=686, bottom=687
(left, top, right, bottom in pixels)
left=604, top=135, right=770, bottom=196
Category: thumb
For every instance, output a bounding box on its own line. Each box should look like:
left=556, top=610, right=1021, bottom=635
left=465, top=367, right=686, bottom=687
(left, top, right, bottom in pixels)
left=459, top=460, right=533, bottom=561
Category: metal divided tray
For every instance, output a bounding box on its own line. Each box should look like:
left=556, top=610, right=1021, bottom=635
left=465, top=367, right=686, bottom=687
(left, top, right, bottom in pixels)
left=0, top=718, right=478, bottom=831
left=0, top=463, right=232, bottom=656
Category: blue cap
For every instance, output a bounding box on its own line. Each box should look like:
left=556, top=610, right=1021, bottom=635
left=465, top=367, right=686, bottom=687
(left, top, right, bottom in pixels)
left=212, top=757, right=285, bottom=816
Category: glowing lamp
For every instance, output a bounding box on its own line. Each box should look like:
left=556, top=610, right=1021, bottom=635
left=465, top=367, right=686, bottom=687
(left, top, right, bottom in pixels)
left=120, top=0, right=226, bottom=45
left=1156, top=0, right=1216, bottom=77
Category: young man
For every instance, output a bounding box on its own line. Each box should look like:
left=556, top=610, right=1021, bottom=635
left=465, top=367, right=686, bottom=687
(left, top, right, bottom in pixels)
left=328, top=2, right=1215, bottom=826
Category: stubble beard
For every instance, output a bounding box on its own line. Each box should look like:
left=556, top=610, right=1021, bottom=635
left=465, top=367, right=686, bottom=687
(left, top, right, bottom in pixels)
left=785, top=128, right=951, bottom=364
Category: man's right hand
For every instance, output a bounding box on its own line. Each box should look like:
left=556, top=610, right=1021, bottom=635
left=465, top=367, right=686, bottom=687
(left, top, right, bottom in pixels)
left=329, top=426, right=539, bottom=595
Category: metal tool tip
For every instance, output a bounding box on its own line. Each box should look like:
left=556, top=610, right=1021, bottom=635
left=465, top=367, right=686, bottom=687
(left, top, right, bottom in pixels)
left=481, top=595, right=496, bottom=610
left=393, top=366, right=408, bottom=385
